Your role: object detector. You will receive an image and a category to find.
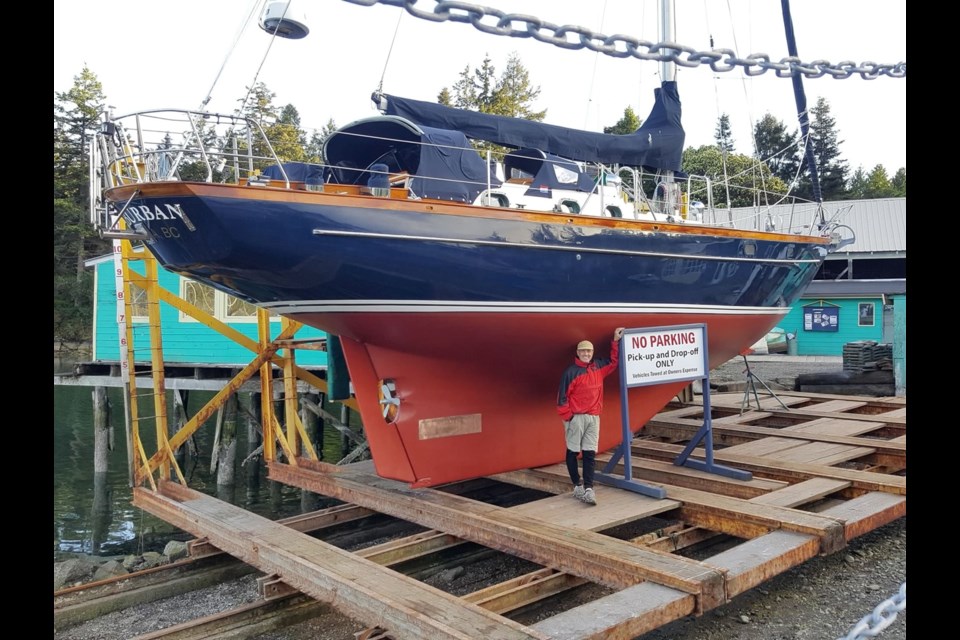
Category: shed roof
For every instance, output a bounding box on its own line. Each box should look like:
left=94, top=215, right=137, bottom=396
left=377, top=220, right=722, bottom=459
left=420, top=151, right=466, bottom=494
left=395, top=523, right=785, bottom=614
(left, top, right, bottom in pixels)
left=727, top=197, right=905, bottom=255
left=803, top=278, right=906, bottom=297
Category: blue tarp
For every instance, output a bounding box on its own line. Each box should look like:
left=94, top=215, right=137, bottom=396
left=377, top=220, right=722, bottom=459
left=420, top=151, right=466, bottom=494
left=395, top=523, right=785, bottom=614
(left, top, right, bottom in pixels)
left=503, top=148, right=596, bottom=195
left=261, top=162, right=323, bottom=183
left=322, top=115, right=500, bottom=203
left=375, top=81, right=685, bottom=172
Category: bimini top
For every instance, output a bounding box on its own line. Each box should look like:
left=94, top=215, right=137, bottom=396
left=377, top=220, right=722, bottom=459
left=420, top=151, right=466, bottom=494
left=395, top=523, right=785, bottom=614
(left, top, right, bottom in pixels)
left=373, top=81, right=685, bottom=172
left=322, top=115, right=500, bottom=202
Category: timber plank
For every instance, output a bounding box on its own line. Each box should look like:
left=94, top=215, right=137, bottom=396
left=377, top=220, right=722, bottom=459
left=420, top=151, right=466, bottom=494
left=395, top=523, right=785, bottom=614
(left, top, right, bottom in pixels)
left=706, top=529, right=820, bottom=599
left=532, top=582, right=695, bottom=640
left=496, top=459, right=787, bottom=502
left=687, top=395, right=905, bottom=426
left=784, top=419, right=884, bottom=436
left=720, top=437, right=810, bottom=457
left=823, top=491, right=906, bottom=540
left=750, top=478, right=851, bottom=508
left=762, top=442, right=876, bottom=465
left=711, top=412, right=767, bottom=424
left=801, top=400, right=867, bottom=413
left=706, top=393, right=808, bottom=410
left=773, top=389, right=905, bottom=405
left=510, top=484, right=677, bottom=531
left=133, top=484, right=548, bottom=640
left=643, top=417, right=904, bottom=456
left=633, top=440, right=906, bottom=495
left=272, top=461, right=728, bottom=611
left=523, top=465, right=846, bottom=554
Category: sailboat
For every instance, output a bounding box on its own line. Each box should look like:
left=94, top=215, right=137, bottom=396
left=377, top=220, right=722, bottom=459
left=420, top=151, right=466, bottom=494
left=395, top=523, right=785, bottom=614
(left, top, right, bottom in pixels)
left=90, top=0, right=850, bottom=487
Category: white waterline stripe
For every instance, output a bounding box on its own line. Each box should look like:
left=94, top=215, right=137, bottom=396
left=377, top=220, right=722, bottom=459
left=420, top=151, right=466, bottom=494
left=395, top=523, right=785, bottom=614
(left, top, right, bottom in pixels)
left=262, top=300, right=789, bottom=315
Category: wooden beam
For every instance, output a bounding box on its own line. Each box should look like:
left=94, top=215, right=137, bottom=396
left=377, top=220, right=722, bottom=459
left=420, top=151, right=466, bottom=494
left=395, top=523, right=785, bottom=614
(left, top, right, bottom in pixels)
left=272, top=460, right=728, bottom=612
left=133, top=483, right=549, bottom=640
left=643, top=416, right=904, bottom=456
left=632, top=441, right=906, bottom=495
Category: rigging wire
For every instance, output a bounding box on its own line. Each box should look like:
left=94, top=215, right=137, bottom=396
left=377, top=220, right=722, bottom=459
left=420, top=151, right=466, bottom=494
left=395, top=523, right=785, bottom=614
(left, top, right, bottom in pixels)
left=377, top=9, right=405, bottom=94
left=199, top=0, right=264, bottom=111
left=729, top=0, right=774, bottom=206
left=583, top=0, right=609, bottom=130
left=236, top=1, right=291, bottom=117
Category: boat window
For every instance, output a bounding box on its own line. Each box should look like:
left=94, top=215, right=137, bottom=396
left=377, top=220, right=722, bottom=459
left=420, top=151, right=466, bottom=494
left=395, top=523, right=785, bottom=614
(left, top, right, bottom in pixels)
left=606, top=206, right=623, bottom=218
left=560, top=200, right=581, bottom=214
left=485, top=193, right=509, bottom=207
left=552, top=164, right=579, bottom=185
left=509, top=167, right=534, bottom=181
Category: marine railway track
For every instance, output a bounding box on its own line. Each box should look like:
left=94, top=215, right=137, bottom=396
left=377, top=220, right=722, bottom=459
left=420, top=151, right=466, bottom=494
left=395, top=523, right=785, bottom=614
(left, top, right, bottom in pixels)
left=54, top=390, right=905, bottom=639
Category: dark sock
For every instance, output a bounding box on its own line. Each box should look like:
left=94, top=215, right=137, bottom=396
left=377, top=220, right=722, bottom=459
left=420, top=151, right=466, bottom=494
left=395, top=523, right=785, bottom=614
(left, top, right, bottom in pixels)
left=565, top=449, right=581, bottom=486
left=582, top=450, right=596, bottom=488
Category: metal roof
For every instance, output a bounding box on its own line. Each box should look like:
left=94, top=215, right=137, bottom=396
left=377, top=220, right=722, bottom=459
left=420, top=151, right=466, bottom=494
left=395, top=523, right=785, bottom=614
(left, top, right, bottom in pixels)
left=727, top=197, right=905, bottom=255
left=803, top=278, right=906, bottom=297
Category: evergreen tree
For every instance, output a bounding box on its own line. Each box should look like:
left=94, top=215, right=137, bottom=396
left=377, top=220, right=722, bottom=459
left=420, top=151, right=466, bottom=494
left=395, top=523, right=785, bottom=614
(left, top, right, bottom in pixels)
left=752, top=113, right=799, bottom=186
left=795, top=97, right=848, bottom=201
left=236, top=83, right=306, bottom=169
left=445, top=53, right=545, bottom=120
left=846, top=166, right=869, bottom=200
left=604, top=107, right=645, bottom=194
left=266, top=103, right=307, bottom=162
left=604, top=106, right=642, bottom=135
left=713, top=113, right=735, bottom=153
left=441, top=52, right=545, bottom=158
left=54, top=67, right=110, bottom=346
left=490, top=54, right=546, bottom=120
left=864, top=165, right=894, bottom=198
left=681, top=145, right=788, bottom=209
left=890, top=167, right=906, bottom=197
left=437, top=87, right=453, bottom=106
left=305, top=118, right=338, bottom=164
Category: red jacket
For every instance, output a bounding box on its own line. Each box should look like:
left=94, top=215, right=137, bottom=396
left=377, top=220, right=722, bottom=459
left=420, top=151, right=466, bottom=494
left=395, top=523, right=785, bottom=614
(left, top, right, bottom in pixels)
left=556, top=339, right=620, bottom=421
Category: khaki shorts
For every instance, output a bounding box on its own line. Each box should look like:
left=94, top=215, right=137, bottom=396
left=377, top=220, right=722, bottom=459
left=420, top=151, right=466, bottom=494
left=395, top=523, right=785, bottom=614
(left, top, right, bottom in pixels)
left=563, top=414, right=599, bottom=452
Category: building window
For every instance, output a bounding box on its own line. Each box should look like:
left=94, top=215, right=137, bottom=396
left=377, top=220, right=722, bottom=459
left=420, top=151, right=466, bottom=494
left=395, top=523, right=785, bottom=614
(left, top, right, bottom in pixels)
left=858, top=302, right=875, bottom=327
left=179, top=278, right=274, bottom=323
left=182, top=280, right=217, bottom=319
left=129, top=284, right=149, bottom=323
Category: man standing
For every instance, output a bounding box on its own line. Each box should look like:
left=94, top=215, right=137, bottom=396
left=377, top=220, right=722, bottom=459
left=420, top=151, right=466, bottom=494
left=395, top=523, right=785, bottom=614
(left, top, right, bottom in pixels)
left=556, top=327, right=625, bottom=505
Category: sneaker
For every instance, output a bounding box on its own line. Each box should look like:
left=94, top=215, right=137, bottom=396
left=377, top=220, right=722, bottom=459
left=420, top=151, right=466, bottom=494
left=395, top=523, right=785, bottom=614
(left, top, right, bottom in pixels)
left=580, top=487, right=597, bottom=505
left=572, top=484, right=585, bottom=500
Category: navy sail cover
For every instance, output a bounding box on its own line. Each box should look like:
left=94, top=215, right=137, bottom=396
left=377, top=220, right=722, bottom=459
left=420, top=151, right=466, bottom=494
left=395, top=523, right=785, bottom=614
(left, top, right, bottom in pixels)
left=375, top=81, right=684, bottom=172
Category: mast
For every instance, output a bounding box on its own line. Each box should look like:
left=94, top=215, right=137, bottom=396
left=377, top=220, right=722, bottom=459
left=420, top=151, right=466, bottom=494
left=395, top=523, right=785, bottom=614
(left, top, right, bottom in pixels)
left=781, top=0, right=824, bottom=212
left=657, top=0, right=679, bottom=219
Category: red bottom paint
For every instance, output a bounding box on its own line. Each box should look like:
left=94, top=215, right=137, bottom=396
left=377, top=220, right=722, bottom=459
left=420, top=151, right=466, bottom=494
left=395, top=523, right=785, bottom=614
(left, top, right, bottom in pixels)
left=296, top=309, right=785, bottom=487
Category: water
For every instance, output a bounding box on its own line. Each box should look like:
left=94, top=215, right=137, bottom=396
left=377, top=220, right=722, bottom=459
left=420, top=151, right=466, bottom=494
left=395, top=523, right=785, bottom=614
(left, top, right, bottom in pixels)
left=53, top=358, right=353, bottom=561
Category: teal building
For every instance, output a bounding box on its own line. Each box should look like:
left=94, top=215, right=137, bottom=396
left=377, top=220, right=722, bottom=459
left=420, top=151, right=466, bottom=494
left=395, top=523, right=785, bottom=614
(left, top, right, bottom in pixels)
left=86, top=253, right=327, bottom=368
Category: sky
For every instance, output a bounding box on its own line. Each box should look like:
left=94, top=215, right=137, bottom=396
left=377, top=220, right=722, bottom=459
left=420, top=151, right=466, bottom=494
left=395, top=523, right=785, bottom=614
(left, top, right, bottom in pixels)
left=53, top=0, right=906, bottom=174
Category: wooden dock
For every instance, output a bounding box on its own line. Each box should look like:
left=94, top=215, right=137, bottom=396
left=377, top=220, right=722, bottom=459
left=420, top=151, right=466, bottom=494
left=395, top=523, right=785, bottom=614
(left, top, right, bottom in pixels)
left=128, top=390, right=905, bottom=640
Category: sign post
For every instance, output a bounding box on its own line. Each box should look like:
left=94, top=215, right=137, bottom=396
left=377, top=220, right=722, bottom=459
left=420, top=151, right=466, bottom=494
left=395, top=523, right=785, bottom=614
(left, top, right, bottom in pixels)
left=597, top=324, right=751, bottom=497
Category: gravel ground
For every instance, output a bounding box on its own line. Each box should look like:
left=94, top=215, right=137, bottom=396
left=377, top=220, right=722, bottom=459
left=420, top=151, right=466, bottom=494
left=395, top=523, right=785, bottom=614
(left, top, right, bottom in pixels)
left=55, top=357, right=906, bottom=640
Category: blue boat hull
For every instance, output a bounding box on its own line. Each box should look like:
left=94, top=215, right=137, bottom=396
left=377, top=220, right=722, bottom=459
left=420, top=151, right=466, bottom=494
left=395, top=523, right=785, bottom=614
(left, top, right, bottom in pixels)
left=112, top=182, right=829, bottom=485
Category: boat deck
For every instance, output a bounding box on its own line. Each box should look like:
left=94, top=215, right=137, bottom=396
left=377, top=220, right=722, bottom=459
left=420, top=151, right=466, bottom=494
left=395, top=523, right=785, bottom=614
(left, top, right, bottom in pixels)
left=128, top=390, right=905, bottom=640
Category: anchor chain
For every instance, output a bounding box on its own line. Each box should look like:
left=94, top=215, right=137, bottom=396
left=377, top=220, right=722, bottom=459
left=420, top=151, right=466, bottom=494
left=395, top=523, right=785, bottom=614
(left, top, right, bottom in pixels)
left=342, top=0, right=905, bottom=79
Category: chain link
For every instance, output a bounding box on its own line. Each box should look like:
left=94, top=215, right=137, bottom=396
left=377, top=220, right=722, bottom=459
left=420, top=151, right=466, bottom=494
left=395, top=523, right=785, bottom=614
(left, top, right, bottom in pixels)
left=837, top=582, right=906, bottom=640
left=342, top=0, right=905, bottom=79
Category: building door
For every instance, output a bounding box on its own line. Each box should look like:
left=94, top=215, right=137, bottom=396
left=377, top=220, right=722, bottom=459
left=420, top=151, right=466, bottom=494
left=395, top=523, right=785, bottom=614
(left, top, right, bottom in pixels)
left=881, top=304, right=895, bottom=343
